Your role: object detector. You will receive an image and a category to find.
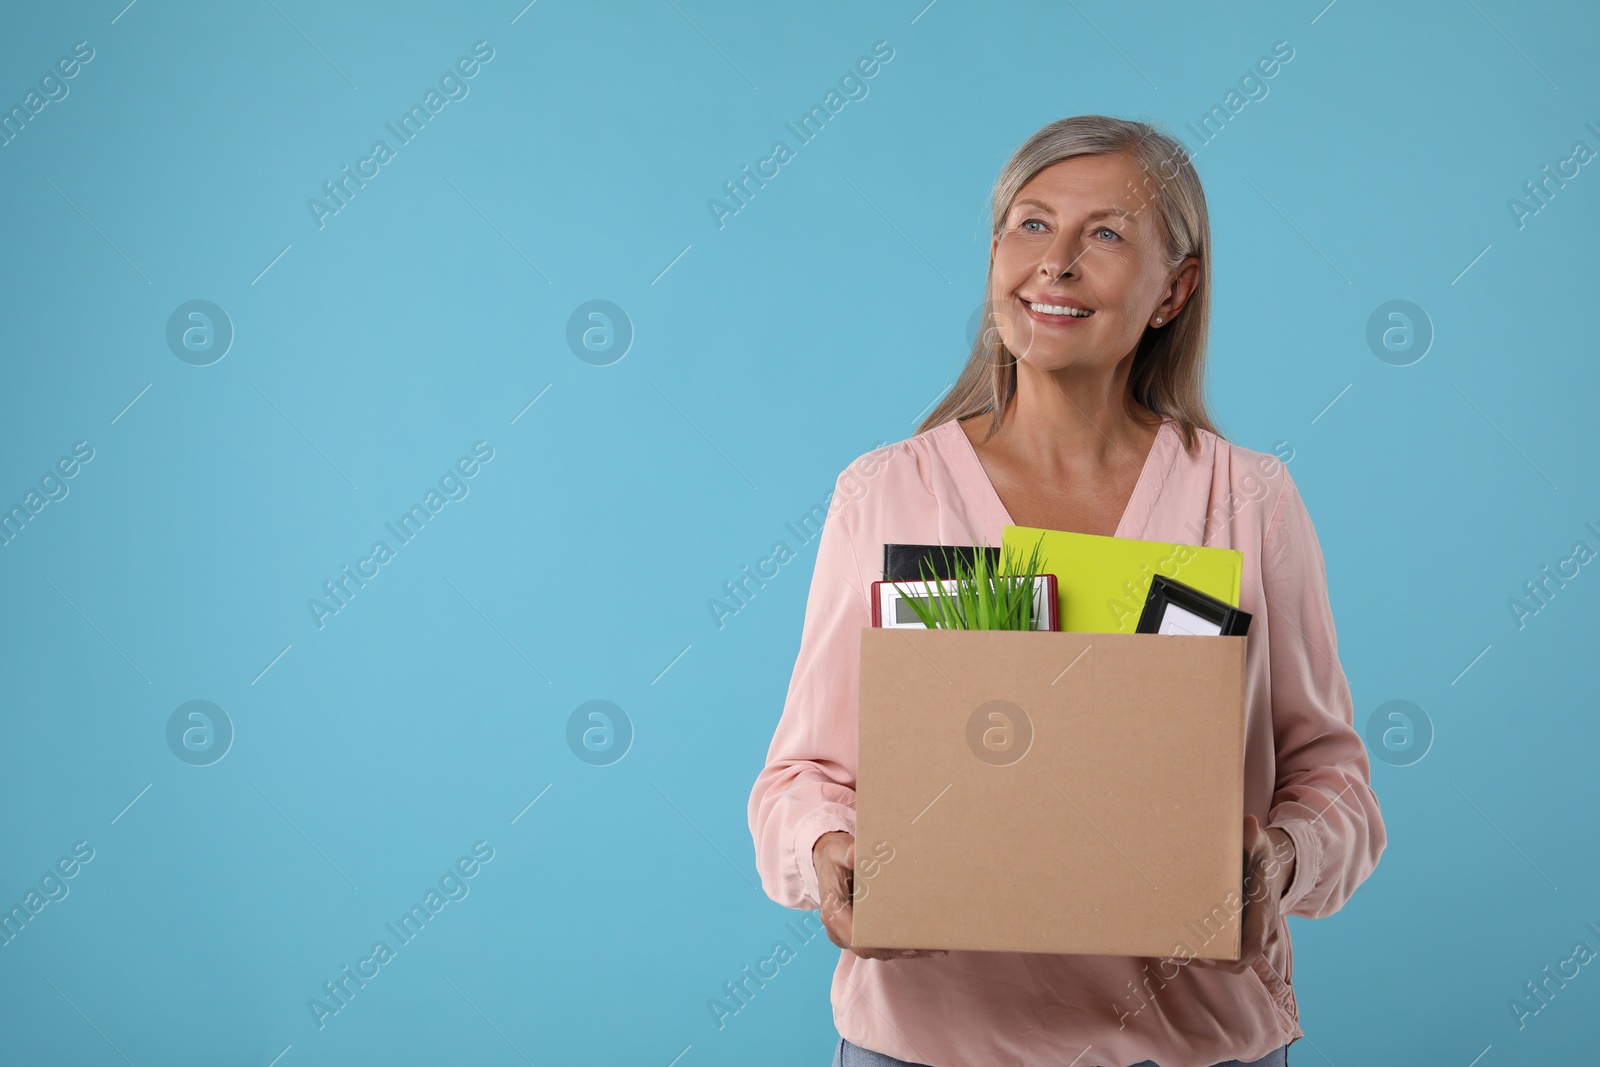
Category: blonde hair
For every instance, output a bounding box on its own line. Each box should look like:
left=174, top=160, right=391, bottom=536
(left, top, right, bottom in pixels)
left=917, top=115, right=1223, bottom=453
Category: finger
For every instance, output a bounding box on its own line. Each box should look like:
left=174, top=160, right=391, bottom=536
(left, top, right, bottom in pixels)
left=1239, top=870, right=1268, bottom=966
left=823, top=898, right=852, bottom=945
left=1244, top=899, right=1266, bottom=959
left=831, top=881, right=854, bottom=948
left=819, top=885, right=849, bottom=949
left=843, top=841, right=856, bottom=903
left=1242, top=814, right=1263, bottom=868
left=818, top=861, right=853, bottom=948
left=853, top=947, right=900, bottom=961
left=820, top=869, right=846, bottom=921
left=1242, top=815, right=1267, bottom=871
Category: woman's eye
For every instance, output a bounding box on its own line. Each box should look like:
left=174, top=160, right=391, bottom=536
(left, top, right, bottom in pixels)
left=1095, top=226, right=1120, bottom=240
left=1020, top=218, right=1046, bottom=233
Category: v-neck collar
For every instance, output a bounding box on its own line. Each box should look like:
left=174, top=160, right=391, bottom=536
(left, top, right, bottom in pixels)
left=941, top=415, right=1179, bottom=541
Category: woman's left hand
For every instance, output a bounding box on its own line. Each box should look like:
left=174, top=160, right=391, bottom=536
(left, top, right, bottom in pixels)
left=1198, top=813, right=1296, bottom=975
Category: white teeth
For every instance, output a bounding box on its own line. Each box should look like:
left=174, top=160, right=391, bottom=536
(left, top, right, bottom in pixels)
left=1026, top=301, right=1092, bottom=317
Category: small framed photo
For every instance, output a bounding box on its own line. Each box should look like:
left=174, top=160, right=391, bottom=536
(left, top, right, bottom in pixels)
left=870, top=574, right=1058, bottom=630
left=1135, top=575, right=1252, bottom=637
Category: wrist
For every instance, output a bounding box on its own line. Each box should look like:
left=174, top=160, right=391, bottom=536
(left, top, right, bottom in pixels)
left=1265, top=826, right=1296, bottom=896
left=812, top=830, right=849, bottom=879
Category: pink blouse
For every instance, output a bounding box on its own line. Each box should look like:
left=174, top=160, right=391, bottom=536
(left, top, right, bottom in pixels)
left=747, top=416, right=1387, bottom=1067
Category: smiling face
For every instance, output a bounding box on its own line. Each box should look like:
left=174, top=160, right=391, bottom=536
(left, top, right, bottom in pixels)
left=988, top=152, right=1194, bottom=380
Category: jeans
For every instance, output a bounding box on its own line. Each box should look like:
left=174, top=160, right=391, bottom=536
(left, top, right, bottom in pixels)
left=831, top=1036, right=1289, bottom=1067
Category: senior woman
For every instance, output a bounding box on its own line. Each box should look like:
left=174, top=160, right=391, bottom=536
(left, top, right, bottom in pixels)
left=746, top=115, right=1387, bottom=1067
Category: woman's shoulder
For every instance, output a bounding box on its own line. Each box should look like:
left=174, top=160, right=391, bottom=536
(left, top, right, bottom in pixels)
left=1180, top=423, right=1298, bottom=491
left=837, top=420, right=960, bottom=483
left=1174, top=424, right=1309, bottom=546
left=825, top=421, right=967, bottom=529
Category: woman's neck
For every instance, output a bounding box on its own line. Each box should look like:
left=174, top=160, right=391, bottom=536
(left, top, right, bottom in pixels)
left=982, top=367, right=1159, bottom=475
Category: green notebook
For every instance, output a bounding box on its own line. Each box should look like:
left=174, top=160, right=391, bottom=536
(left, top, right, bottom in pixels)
left=1000, top=524, right=1243, bottom=634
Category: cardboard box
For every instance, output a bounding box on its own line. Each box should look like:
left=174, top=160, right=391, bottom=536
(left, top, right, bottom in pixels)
left=852, top=628, right=1247, bottom=959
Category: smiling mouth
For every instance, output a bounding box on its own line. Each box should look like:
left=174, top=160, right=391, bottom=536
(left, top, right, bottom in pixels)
left=1020, top=298, right=1094, bottom=319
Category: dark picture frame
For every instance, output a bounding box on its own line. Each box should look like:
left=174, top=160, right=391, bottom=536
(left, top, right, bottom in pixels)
left=1135, top=574, right=1252, bottom=637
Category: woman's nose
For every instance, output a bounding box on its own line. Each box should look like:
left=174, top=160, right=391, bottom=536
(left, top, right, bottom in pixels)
left=1038, top=231, right=1083, bottom=279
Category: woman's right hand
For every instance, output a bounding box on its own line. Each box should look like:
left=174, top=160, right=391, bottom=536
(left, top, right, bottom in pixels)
left=812, top=831, right=947, bottom=961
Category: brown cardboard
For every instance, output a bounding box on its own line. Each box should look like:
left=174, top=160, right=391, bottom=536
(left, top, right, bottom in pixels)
left=852, top=628, right=1246, bottom=960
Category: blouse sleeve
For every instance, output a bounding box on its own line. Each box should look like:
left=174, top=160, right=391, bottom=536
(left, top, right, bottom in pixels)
left=1261, top=468, right=1388, bottom=919
left=747, top=468, right=870, bottom=912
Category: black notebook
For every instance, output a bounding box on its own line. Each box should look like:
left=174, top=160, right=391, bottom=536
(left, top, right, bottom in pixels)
left=882, top=543, right=1002, bottom=582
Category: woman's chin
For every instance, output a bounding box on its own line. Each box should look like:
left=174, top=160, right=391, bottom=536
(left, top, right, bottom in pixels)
left=1012, top=348, right=1096, bottom=372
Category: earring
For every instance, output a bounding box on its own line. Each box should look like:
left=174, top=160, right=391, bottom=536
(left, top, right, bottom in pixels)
left=1154, top=316, right=1163, bottom=325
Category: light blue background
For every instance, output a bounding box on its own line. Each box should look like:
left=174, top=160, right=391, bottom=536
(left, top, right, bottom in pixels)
left=2, top=1, right=1597, bottom=1064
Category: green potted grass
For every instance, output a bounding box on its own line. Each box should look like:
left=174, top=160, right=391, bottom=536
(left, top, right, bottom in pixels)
left=888, top=535, right=1049, bottom=631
